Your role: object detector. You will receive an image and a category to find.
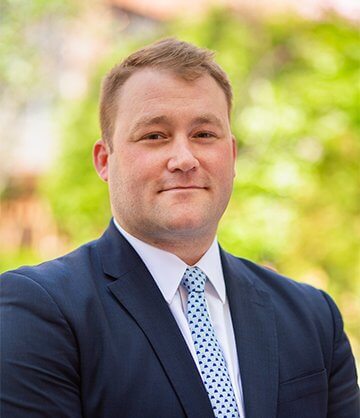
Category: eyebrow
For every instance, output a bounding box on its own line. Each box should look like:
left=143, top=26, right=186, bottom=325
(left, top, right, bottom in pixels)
left=136, top=115, right=170, bottom=129
left=190, top=114, right=224, bottom=129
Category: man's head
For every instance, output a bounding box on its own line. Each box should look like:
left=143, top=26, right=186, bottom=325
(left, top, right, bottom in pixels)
left=94, top=39, right=237, bottom=263
left=99, top=38, right=233, bottom=152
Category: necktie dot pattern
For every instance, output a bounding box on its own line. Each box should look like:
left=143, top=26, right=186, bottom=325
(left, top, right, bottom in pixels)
left=181, top=266, right=240, bottom=418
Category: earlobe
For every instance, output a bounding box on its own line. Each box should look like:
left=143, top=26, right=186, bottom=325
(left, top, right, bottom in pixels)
left=93, top=139, right=109, bottom=182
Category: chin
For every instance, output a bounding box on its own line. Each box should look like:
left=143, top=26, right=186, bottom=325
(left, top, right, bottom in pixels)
left=164, top=216, right=212, bottom=236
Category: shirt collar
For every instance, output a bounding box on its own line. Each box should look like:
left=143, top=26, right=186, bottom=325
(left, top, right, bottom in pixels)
left=113, top=218, right=226, bottom=304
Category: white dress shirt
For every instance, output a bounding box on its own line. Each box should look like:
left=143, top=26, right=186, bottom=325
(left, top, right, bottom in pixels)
left=114, top=219, right=245, bottom=417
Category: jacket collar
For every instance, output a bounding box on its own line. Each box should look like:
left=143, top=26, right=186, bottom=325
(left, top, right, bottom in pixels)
left=97, top=220, right=215, bottom=418
left=220, top=248, right=279, bottom=418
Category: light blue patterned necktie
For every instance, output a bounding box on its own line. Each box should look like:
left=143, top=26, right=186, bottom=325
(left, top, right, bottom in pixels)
left=181, top=266, right=240, bottom=418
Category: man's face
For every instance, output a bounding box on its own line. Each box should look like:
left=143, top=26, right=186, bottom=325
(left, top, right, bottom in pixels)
left=94, top=68, right=236, bottom=246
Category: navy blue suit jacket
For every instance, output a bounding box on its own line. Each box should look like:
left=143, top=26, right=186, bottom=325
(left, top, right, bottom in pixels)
left=1, top=220, right=359, bottom=417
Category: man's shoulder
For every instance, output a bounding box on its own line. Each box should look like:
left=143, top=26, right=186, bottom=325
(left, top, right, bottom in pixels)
left=0, top=238, right=100, bottom=291
left=222, top=250, right=336, bottom=319
left=223, top=250, right=316, bottom=292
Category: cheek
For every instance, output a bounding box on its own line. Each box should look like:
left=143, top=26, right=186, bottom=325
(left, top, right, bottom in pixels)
left=122, top=146, right=163, bottom=173
left=110, top=154, right=162, bottom=198
left=132, top=156, right=166, bottom=189
left=206, top=146, right=235, bottom=177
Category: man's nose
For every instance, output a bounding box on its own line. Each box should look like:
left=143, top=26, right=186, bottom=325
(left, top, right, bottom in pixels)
left=167, top=139, right=200, bottom=173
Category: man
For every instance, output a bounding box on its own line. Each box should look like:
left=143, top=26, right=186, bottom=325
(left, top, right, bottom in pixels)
left=1, top=39, right=358, bottom=418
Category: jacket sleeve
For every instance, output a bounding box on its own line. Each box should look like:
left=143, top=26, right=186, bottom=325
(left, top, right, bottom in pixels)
left=0, top=271, right=82, bottom=418
left=320, top=291, right=360, bottom=418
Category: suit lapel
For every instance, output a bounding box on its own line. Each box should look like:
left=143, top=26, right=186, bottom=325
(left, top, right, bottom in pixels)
left=221, top=249, right=279, bottom=418
left=97, top=222, right=214, bottom=418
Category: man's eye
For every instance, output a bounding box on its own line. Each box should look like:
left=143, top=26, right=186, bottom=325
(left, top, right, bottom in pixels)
left=142, top=133, right=165, bottom=140
left=194, top=132, right=216, bottom=139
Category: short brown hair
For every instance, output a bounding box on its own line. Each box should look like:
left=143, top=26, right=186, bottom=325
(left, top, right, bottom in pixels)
left=99, top=38, right=233, bottom=150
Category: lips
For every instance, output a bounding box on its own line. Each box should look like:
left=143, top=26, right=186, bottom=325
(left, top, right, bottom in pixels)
left=160, top=186, right=205, bottom=192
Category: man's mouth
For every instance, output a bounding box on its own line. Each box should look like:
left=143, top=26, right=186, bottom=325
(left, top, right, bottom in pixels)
left=160, top=186, right=206, bottom=192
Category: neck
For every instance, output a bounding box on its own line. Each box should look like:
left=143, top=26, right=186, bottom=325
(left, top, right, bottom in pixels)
left=114, top=218, right=216, bottom=265
left=148, top=235, right=215, bottom=266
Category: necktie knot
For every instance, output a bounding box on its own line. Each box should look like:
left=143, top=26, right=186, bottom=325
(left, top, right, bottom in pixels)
left=181, top=266, right=207, bottom=293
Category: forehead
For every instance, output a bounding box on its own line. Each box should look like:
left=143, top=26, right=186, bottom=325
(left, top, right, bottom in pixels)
left=115, top=68, right=229, bottom=125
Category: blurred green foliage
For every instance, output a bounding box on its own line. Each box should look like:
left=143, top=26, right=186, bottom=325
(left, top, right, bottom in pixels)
left=0, top=0, right=76, bottom=93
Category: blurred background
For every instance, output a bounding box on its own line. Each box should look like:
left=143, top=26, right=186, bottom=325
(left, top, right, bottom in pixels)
left=1, top=0, right=359, bottom=362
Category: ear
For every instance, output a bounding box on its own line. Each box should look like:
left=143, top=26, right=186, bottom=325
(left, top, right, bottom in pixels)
left=231, top=134, right=237, bottom=178
left=93, top=139, right=109, bottom=182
